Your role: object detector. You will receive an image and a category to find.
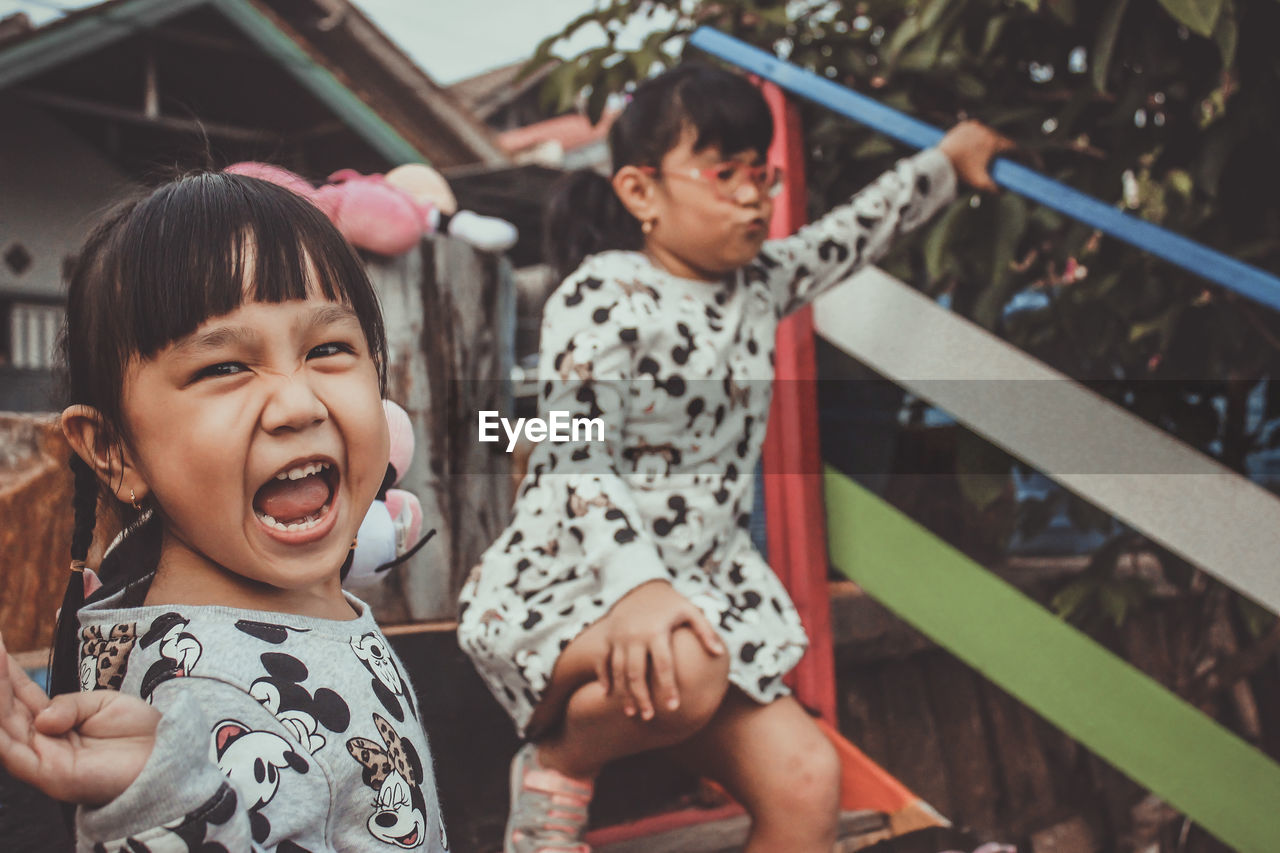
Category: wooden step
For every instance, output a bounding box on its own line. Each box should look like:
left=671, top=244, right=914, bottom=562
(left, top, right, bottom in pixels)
left=591, top=808, right=889, bottom=853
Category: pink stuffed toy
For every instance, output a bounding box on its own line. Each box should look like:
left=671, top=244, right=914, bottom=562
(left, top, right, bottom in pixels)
left=313, top=170, right=426, bottom=257
left=224, top=161, right=316, bottom=200
left=342, top=400, right=428, bottom=588
left=225, top=161, right=519, bottom=256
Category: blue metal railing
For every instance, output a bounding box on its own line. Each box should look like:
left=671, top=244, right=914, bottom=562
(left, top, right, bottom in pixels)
left=688, top=27, right=1280, bottom=313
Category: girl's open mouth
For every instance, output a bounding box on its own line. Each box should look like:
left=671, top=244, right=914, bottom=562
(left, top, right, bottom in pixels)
left=252, top=459, right=340, bottom=541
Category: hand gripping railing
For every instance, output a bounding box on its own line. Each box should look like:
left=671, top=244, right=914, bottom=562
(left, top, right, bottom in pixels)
left=688, top=26, right=1280, bottom=311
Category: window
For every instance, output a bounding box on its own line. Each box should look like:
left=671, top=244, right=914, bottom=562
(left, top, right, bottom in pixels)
left=5, top=300, right=64, bottom=370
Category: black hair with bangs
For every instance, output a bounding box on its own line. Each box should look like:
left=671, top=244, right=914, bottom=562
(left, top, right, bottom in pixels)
left=48, top=172, right=388, bottom=698
left=545, top=63, right=774, bottom=280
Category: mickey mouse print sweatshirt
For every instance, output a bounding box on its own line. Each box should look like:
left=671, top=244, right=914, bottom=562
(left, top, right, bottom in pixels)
left=74, top=574, right=448, bottom=852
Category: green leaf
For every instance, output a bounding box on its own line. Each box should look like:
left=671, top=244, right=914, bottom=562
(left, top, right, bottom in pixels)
left=1128, top=306, right=1181, bottom=348
left=919, top=0, right=956, bottom=31
left=537, top=60, right=583, bottom=113
left=1048, top=0, right=1076, bottom=25
left=990, top=192, right=1028, bottom=291
left=1099, top=584, right=1128, bottom=627
left=922, top=200, right=967, bottom=282
left=852, top=134, right=895, bottom=158
left=1014, top=0, right=1041, bottom=11
left=1155, top=0, right=1223, bottom=37
left=1236, top=595, right=1277, bottom=640
left=979, top=14, right=1008, bottom=60
left=954, top=72, right=987, bottom=98
left=1166, top=169, right=1193, bottom=200
left=882, top=15, right=923, bottom=67
left=1213, top=0, right=1237, bottom=68
left=955, top=433, right=1012, bottom=511
left=1091, top=0, right=1130, bottom=92
left=1052, top=577, right=1098, bottom=621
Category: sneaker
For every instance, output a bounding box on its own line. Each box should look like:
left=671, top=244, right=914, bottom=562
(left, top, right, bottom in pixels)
left=504, top=743, right=593, bottom=853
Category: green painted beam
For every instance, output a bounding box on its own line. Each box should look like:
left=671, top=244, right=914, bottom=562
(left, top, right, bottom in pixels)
left=824, top=468, right=1280, bottom=852
left=0, top=0, right=209, bottom=89
left=212, top=0, right=426, bottom=165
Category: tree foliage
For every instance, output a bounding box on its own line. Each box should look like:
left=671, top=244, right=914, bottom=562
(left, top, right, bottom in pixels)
left=526, top=0, right=1280, bottom=631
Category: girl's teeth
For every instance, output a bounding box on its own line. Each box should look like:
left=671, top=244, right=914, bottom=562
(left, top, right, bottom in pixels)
left=256, top=510, right=325, bottom=532
left=274, top=462, right=331, bottom=481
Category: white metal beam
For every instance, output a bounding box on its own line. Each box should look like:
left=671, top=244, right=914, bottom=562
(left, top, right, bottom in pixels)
left=814, top=268, right=1280, bottom=616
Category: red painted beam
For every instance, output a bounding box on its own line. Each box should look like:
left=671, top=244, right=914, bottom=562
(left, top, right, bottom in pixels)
left=758, top=80, right=837, bottom=725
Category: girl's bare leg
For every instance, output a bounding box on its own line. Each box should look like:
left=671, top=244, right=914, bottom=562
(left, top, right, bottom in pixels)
left=527, top=620, right=731, bottom=781
left=664, top=690, right=841, bottom=853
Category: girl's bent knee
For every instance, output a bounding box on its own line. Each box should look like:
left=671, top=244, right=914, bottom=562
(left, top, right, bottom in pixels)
left=649, top=627, right=730, bottom=738
left=671, top=628, right=730, bottom=699
left=770, top=736, right=842, bottom=823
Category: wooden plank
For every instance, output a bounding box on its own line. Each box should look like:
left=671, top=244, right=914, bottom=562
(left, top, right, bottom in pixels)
left=876, top=660, right=953, bottom=818
left=835, top=663, right=893, bottom=784
left=979, top=678, right=1057, bottom=837
left=592, top=808, right=886, bottom=853
left=921, top=653, right=999, bottom=834
left=362, top=238, right=514, bottom=620
left=829, top=580, right=933, bottom=660
left=813, top=267, right=1280, bottom=618
left=824, top=470, right=1280, bottom=852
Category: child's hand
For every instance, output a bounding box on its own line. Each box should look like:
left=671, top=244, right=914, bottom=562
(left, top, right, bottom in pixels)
left=599, top=580, right=725, bottom=721
left=937, top=120, right=1016, bottom=193
left=0, top=633, right=160, bottom=806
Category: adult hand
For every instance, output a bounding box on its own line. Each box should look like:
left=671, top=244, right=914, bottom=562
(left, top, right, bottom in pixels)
left=599, top=580, right=725, bottom=721
left=938, top=119, right=1016, bottom=193
left=0, top=632, right=160, bottom=806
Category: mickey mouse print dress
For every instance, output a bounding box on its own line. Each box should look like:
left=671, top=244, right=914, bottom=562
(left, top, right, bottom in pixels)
left=458, top=149, right=956, bottom=736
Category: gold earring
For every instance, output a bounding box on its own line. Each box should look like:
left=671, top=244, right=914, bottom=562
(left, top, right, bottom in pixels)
left=641, top=218, right=655, bottom=235
left=130, top=488, right=142, bottom=511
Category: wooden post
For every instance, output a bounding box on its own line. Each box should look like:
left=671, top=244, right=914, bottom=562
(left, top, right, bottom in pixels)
left=362, top=235, right=514, bottom=622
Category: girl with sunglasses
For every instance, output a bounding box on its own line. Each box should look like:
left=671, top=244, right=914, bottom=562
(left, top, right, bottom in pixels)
left=458, top=62, right=1010, bottom=853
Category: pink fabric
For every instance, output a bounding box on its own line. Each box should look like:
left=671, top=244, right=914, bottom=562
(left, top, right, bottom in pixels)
left=82, top=566, right=102, bottom=598
left=315, top=170, right=439, bottom=257
left=383, top=400, right=415, bottom=483
left=224, top=162, right=316, bottom=200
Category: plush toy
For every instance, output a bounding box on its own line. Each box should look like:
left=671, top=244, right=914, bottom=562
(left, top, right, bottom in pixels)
left=224, top=161, right=519, bottom=256
left=318, top=168, right=519, bottom=256
left=342, top=400, right=428, bottom=588
left=312, top=170, right=426, bottom=256
left=386, top=162, right=457, bottom=215
left=224, top=161, right=316, bottom=200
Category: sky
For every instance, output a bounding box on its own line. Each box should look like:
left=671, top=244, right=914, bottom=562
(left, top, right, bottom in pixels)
left=0, top=0, right=665, bottom=84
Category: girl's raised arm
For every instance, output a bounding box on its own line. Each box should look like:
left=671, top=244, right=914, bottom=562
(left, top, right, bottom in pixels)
left=752, top=147, right=957, bottom=317
left=751, top=121, right=1011, bottom=317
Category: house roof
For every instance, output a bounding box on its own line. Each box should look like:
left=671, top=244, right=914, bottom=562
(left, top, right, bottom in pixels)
left=0, top=0, right=508, bottom=169
left=448, top=57, right=559, bottom=122
left=497, top=110, right=618, bottom=159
